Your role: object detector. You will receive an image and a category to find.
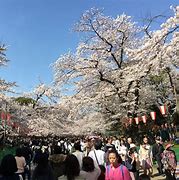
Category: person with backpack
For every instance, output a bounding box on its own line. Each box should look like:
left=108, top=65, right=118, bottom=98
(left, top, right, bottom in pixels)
left=105, top=149, right=131, bottom=180
left=161, top=144, right=177, bottom=180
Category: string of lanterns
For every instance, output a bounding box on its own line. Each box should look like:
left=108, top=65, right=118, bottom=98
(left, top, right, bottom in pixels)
left=128, top=105, right=167, bottom=125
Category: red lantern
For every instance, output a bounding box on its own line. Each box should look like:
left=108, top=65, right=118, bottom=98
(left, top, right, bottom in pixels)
left=6, top=113, right=11, bottom=125
left=129, top=118, right=133, bottom=125
left=1, top=112, right=5, bottom=120
left=150, top=112, right=156, bottom=120
left=159, top=105, right=166, bottom=115
left=135, top=117, right=139, bottom=125
left=142, top=115, right=147, bottom=123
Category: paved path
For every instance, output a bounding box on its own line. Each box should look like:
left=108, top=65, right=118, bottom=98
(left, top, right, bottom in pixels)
left=151, top=165, right=165, bottom=180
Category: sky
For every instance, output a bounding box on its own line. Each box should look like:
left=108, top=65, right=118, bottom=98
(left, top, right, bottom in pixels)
left=0, top=0, right=178, bottom=93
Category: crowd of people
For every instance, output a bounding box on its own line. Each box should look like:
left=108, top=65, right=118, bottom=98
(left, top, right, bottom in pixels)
left=0, top=123, right=178, bottom=180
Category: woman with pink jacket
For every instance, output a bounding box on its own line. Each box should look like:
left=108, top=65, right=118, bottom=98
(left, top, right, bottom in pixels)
left=105, top=149, right=131, bottom=180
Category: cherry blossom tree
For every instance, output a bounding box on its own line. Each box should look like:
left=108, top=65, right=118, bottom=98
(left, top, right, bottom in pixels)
left=52, top=6, right=179, bottom=133
left=0, top=45, right=16, bottom=95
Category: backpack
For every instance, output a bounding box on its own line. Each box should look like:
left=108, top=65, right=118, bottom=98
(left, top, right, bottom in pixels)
left=161, top=150, right=177, bottom=170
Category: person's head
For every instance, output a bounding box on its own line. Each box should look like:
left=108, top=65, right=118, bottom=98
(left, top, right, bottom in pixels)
left=155, top=136, right=161, bottom=144
left=64, top=154, right=80, bottom=180
left=54, top=145, right=62, bottom=154
left=0, top=154, right=18, bottom=176
left=143, top=137, right=148, bottom=144
left=16, top=147, right=22, bottom=157
left=82, top=157, right=95, bottom=172
left=94, top=139, right=102, bottom=150
left=108, top=149, right=122, bottom=167
left=107, top=137, right=113, bottom=144
left=127, top=137, right=132, bottom=144
left=120, top=139, right=125, bottom=145
left=36, top=153, right=49, bottom=166
left=74, top=142, right=81, bottom=151
left=129, top=146, right=136, bottom=155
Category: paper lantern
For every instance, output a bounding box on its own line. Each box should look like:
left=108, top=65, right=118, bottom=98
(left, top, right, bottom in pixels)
left=129, top=118, right=133, bottom=125
left=6, top=113, right=11, bottom=125
left=159, top=105, right=166, bottom=115
left=1, top=112, right=5, bottom=120
left=150, top=112, right=156, bottom=120
left=142, top=115, right=147, bottom=123
left=135, top=117, right=139, bottom=125
left=6, top=113, right=11, bottom=121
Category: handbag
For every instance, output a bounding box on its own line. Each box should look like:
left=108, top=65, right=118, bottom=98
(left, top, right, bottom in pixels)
left=124, top=159, right=133, bottom=170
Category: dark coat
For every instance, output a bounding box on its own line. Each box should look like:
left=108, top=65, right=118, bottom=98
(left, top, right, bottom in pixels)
left=0, top=174, right=21, bottom=180
left=152, top=143, right=164, bottom=160
left=49, top=154, right=66, bottom=180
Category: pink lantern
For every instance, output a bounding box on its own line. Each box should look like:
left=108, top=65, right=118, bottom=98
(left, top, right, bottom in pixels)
left=142, top=115, right=147, bottom=123
left=6, top=113, right=11, bottom=125
left=129, top=118, right=133, bottom=125
left=6, top=113, right=11, bottom=121
left=1, top=112, right=5, bottom=120
left=159, top=105, right=166, bottom=115
left=150, top=112, right=156, bottom=120
left=135, top=117, right=139, bottom=125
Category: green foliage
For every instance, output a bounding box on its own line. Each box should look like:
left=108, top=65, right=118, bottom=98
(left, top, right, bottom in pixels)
left=149, top=72, right=167, bottom=85
left=14, top=97, right=35, bottom=106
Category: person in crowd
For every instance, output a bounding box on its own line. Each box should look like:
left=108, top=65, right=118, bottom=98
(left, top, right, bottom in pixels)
left=126, top=137, right=133, bottom=150
left=72, top=141, right=84, bottom=169
left=0, top=154, right=22, bottom=180
left=152, top=136, right=164, bottom=175
left=170, top=123, right=177, bottom=141
left=161, top=143, right=177, bottom=180
left=88, top=139, right=105, bottom=180
left=105, top=149, right=131, bottom=180
left=88, top=139, right=105, bottom=166
left=58, top=154, right=84, bottom=180
left=127, top=144, right=139, bottom=180
left=49, top=145, right=67, bottom=180
left=104, top=137, right=115, bottom=153
left=139, top=137, right=153, bottom=176
left=112, top=137, right=120, bottom=153
left=21, top=142, right=33, bottom=180
left=164, top=123, right=170, bottom=142
left=80, top=156, right=101, bottom=180
left=15, top=148, right=26, bottom=179
left=32, top=152, right=54, bottom=180
left=83, top=138, right=93, bottom=156
left=118, top=139, right=127, bottom=155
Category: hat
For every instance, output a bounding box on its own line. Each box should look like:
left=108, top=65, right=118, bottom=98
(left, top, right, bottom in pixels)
left=165, top=143, right=174, bottom=150
left=130, top=143, right=136, bottom=149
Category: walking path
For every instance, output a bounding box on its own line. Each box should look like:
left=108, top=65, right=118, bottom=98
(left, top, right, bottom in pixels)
left=151, top=162, right=179, bottom=180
